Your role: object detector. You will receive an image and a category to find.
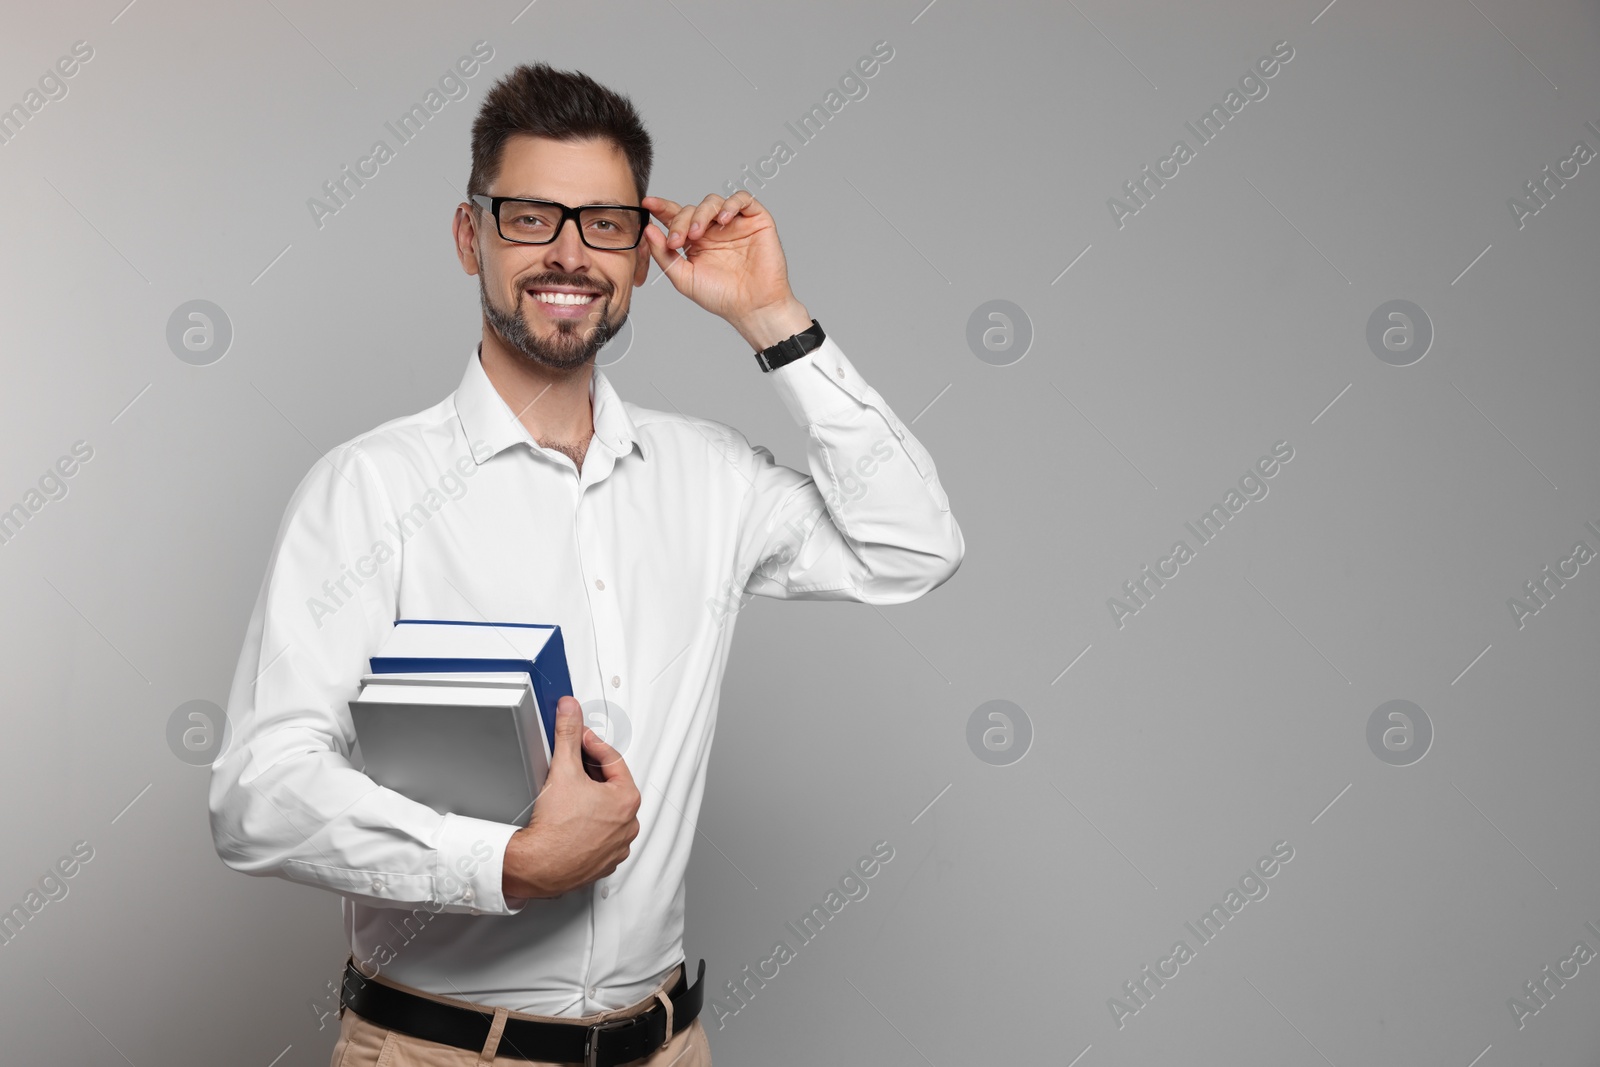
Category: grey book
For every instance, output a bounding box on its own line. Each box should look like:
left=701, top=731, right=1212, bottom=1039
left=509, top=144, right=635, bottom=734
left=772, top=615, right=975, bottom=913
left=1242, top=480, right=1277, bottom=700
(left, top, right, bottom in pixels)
left=348, top=672, right=551, bottom=826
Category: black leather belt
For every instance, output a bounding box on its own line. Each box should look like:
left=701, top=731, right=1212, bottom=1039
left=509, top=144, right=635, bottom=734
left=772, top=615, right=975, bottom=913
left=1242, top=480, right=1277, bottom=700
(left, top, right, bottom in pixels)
left=339, top=957, right=705, bottom=1066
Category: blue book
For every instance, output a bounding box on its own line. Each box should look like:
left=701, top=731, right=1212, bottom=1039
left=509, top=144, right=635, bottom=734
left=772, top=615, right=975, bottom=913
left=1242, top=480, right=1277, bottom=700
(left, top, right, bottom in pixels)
left=368, top=619, right=573, bottom=761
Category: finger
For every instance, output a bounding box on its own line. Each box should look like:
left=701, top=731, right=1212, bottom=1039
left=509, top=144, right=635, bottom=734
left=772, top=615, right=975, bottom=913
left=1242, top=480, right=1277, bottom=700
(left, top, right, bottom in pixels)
left=549, top=698, right=583, bottom=770
left=640, top=195, right=681, bottom=222
left=642, top=197, right=695, bottom=248
left=713, top=191, right=752, bottom=228
left=685, top=194, right=728, bottom=240
left=641, top=224, right=689, bottom=282
left=721, top=192, right=765, bottom=225
left=664, top=204, right=700, bottom=249
left=580, top=726, right=635, bottom=784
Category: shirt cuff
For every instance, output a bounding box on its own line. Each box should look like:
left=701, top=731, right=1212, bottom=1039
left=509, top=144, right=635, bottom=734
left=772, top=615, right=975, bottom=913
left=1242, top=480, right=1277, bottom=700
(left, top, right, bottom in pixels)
left=768, top=335, right=866, bottom=426
left=434, top=812, right=526, bottom=916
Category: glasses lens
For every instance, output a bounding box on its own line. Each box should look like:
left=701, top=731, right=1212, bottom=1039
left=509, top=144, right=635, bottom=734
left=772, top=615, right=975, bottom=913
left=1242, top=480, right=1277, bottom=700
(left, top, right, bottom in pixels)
left=578, top=206, right=643, bottom=249
left=498, top=201, right=562, bottom=242
left=495, top=201, right=642, bottom=248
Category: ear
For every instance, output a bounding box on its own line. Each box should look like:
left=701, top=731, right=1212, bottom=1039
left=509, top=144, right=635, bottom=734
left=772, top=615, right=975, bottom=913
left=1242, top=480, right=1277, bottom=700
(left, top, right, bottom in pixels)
left=453, top=202, right=483, bottom=277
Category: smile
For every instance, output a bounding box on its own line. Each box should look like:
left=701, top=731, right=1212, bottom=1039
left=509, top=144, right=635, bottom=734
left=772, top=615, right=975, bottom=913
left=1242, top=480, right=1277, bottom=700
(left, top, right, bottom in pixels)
left=528, top=289, right=601, bottom=306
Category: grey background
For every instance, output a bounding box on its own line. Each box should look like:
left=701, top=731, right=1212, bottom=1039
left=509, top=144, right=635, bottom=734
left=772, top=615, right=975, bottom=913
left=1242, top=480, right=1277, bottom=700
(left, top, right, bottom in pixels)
left=2, top=0, right=1598, bottom=1063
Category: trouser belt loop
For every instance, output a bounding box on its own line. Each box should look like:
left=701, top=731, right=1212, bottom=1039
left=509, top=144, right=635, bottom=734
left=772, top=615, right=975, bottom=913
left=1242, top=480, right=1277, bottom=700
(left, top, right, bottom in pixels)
left=478, top=1006, right=509, bottom=1064
left=653, top=986, right=674, bottom=1054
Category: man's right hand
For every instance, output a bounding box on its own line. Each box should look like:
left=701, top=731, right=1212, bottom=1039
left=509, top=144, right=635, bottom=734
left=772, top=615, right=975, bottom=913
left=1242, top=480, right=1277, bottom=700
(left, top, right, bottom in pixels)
left=502, top=696, right=641, bottom=901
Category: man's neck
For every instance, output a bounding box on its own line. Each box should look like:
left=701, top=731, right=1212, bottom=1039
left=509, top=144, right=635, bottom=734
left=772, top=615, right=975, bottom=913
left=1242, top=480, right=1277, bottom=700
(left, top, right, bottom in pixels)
left=478, top=328, right=596, bottom=472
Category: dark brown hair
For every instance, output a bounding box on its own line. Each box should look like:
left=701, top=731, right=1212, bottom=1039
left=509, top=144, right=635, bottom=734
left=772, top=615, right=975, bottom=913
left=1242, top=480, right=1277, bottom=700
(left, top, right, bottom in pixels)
left=467, top=62, right=652, bottom=204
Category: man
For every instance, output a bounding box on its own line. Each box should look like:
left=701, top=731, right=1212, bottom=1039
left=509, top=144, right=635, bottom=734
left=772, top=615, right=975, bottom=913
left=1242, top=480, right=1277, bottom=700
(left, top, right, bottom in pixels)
left=209, top=61, right=962, bottom=1066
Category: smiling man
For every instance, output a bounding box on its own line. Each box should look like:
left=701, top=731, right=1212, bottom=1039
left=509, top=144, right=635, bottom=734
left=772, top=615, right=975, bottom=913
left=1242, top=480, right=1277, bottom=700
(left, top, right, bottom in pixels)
left=209, top=62, right=963, bottom=1066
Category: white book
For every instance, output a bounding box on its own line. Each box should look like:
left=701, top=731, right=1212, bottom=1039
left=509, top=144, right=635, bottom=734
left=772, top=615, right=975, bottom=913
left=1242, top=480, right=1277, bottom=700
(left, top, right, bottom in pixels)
left=349, top=672, right=550, bottom=826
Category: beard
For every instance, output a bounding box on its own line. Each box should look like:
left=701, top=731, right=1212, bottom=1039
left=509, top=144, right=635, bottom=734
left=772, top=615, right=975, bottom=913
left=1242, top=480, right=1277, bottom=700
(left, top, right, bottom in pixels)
left=479, top=272, right=626, bottom=372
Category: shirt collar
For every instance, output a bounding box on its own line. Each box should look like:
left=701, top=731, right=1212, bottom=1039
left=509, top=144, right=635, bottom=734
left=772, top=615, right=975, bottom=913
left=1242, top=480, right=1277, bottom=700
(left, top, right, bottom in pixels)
left=454, top=342, right=647, bottom=466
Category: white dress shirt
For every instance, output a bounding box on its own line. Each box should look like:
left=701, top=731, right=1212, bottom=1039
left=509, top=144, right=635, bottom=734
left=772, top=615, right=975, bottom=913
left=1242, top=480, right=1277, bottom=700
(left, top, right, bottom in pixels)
left=208, top=329, right=963, bottom=1014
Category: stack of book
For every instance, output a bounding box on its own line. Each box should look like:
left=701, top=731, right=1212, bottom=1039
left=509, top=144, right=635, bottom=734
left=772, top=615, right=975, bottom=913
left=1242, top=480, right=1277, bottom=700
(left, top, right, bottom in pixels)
left=348, top=620, right=573, bottom=825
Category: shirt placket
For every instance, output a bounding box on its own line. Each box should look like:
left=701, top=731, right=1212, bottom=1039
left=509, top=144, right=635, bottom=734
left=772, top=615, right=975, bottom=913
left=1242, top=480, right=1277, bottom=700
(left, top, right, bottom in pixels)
left=573, top=473, right=626, bottom=1007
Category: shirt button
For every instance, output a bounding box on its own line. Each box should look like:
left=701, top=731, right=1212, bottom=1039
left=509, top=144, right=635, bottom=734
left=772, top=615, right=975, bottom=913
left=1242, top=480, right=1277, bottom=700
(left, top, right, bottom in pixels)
left=600, top=885, right=610, bottom=899
left=371, top=878, right=385, bottom=892
left=611, top=675, right=621, bottom=688
left=835, top=366, right=845, bottom=378
left=595, top=578, right=605, bottom=590
left=588, top=986, right=598, bottom=999
left=462, top=888, right=474, bottom=902
left=469, top=907, right=481, bottom=916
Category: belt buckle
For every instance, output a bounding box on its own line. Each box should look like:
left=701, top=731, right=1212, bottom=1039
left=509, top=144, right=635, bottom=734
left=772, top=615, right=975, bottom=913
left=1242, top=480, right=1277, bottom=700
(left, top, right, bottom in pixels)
left=583, top=1013, right=641, bottom=1067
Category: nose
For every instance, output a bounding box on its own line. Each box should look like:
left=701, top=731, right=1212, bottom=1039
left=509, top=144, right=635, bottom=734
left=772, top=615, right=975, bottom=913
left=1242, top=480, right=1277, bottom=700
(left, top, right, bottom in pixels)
left=543, top=215, right=592, bottom=268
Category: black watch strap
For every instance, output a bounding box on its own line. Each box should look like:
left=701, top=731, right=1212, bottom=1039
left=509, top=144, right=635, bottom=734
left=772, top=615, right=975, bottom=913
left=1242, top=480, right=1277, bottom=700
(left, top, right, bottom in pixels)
left=754, top=318, right=825, bottom=373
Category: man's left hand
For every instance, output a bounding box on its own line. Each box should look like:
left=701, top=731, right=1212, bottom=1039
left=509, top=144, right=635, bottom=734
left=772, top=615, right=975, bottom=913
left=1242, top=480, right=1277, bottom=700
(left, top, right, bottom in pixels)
left=641, top=191, right=811, bottom=351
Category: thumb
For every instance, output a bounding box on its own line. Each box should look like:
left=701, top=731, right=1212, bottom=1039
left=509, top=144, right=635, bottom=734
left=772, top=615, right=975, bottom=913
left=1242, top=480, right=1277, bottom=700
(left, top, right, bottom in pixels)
left=580, top=721, right=631, bottom=783
left=550, top=697, right=584, bottom=772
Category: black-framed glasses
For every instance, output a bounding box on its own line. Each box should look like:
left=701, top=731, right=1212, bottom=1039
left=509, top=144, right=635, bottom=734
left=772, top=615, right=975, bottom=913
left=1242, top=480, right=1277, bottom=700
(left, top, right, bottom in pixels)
left=470, top=194, right=649, bottom=250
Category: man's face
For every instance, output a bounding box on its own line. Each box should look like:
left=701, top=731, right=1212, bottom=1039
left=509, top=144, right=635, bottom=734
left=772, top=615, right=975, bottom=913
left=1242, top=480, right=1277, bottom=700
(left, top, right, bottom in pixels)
left=457, top=134, right=650, bottom=372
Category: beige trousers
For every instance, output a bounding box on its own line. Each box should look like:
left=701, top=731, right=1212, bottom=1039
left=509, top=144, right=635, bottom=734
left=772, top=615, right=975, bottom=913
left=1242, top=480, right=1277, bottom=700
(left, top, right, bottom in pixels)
left=329, top=961, right=711, bottom=1067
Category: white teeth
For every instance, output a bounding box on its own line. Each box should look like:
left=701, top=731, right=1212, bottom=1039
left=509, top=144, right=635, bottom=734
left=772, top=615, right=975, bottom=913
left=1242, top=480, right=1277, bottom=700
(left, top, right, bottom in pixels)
left=531, top=291, right=598, bottom=306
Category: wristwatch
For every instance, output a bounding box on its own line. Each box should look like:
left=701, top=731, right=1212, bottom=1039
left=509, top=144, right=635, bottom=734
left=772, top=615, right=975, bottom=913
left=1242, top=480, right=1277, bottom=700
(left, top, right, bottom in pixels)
left=753, top=318, right=825, bottom=373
